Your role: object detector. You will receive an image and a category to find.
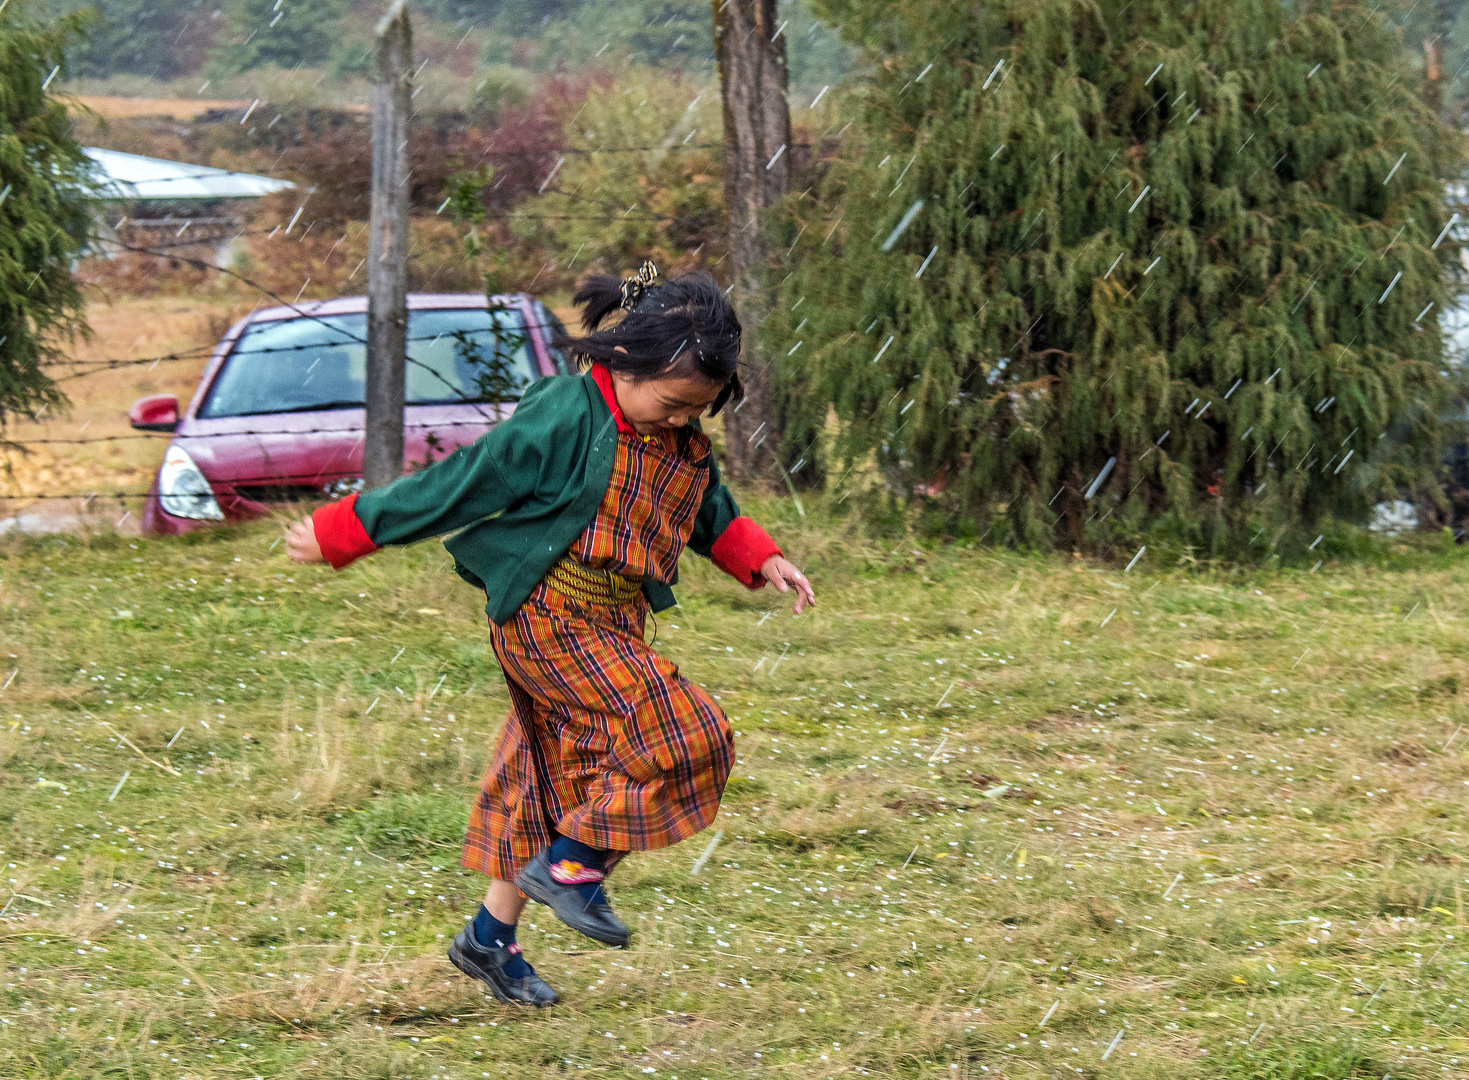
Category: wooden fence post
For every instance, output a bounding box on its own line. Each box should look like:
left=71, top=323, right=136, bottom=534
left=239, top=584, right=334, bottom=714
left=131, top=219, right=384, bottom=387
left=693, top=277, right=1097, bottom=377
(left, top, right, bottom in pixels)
left=364, top=0, right=412, bottom=490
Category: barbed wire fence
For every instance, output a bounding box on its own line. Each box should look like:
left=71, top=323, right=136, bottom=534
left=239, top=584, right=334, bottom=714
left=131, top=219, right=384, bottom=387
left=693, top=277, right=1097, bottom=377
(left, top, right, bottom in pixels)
left=0, top=135, right=833, bottom=512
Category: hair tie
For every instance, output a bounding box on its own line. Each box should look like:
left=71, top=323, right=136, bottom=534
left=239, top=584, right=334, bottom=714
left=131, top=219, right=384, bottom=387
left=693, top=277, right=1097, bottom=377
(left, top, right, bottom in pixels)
left=619, top=259, right=660, bottom=311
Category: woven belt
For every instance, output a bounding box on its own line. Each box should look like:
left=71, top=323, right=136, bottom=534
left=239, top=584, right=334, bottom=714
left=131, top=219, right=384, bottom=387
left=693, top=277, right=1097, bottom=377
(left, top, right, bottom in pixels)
left=543, top=553, right=644, bottom=606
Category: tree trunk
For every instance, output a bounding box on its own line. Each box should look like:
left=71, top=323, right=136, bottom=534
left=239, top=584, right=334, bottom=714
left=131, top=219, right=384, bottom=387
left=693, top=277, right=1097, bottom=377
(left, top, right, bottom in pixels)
left=1424, top=37, right=1443, bottom=115
left=714, top=0, right=791, bottom=488
left=364, top=0, right=412, bottom=491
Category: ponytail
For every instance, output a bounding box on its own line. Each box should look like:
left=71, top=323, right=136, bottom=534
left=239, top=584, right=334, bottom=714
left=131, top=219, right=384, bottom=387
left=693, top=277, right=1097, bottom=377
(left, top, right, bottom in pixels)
left=571, top=274, right=628, bottom=333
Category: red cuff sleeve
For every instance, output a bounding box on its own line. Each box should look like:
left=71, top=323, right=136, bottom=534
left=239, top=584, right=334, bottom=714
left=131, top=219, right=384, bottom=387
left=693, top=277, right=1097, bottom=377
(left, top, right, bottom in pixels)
left=313, top=493, right=378, bottom=569
left=710, top=516, right=782, bottom=589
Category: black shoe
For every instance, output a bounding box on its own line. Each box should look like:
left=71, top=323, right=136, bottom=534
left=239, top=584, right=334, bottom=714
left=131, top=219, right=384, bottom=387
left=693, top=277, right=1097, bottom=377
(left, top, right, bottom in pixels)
left=447, top=926, right=558, bottom=1007
left=515, top=847, right=631, bottom=948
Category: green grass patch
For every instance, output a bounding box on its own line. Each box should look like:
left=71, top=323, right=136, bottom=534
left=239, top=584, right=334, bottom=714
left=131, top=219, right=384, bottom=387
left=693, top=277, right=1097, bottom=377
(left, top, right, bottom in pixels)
left=3, top=510, right=1469, bottom=1077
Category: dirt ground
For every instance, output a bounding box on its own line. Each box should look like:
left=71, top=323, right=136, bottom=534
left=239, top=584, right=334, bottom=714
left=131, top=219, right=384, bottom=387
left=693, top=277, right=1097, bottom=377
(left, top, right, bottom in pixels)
left=1, top=295, right=247, bottom=529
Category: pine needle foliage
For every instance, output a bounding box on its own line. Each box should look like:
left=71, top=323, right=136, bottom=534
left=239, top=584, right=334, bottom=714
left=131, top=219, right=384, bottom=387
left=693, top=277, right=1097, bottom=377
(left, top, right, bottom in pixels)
left=0, top=1, right=94, bottom=426
left=207, top=0, right=344, bottom=76
left=778, top=0, right=1466, bottom=559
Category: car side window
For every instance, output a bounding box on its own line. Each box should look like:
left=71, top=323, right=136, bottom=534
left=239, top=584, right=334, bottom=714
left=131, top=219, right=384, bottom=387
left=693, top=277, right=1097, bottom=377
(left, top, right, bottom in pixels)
left=536, top=301, right=573, bottom=376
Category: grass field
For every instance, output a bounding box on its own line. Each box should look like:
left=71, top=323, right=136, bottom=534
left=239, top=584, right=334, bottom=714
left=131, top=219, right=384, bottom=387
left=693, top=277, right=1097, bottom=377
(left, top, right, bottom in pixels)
left=3, top=505, right=1469, bottom=1079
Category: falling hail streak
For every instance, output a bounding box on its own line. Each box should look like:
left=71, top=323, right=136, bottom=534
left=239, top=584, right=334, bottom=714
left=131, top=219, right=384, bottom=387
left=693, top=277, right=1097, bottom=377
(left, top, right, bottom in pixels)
left=1382, top=152, right=1407, bottom=185
left=107, top=770, right=130, bottom=803
left=1379, top=271, right=1402, bottom=303
left=934, top=682, right=957, bottom=710
left=881, top=200, right=925, bottom=251
left=915, top=246, right=938, bottom=278
left=690, top=829, right=723, bottom=875
left=1433, top=214, right=1459, bottom=249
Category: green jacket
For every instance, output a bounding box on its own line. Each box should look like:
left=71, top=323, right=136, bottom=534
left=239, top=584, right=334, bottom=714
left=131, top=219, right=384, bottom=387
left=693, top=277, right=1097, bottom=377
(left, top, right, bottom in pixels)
left=313, top=372, right=753, bottom=625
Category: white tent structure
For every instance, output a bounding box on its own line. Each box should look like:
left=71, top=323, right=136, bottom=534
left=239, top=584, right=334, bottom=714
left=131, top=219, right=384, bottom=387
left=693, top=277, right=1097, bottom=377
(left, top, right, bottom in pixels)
left=83, top=147, right=295, bottom=264
left=84, top=147, right=295, bottom=201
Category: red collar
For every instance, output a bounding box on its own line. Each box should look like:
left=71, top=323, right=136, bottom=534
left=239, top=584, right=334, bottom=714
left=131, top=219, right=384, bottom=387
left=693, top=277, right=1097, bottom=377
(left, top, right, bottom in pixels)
left=589, top=363, right=638, bottom=436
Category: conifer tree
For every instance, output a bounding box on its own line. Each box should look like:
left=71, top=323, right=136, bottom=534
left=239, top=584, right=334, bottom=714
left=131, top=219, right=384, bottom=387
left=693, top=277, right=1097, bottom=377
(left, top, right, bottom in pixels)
left=0, top=2, right=94, bottom=426
left=208, top=0, right=342, bottom=75
left=779, top=0, right=1465, bottom=559
left=57, top=0, right=207, bottom=79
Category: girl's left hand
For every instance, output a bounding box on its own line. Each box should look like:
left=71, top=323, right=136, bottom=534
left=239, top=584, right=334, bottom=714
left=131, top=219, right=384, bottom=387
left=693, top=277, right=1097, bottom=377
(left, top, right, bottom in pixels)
left=760, top=555, right=816, bottom=615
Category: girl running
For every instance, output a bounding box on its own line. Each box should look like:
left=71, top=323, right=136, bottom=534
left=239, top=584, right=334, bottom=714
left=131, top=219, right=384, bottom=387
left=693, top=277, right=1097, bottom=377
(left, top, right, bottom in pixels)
left=286, top=263, right=815, bottom=1006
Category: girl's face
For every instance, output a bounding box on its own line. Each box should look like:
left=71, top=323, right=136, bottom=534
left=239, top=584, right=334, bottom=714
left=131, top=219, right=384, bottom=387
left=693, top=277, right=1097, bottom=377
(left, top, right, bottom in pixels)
left=610, top=368, right=724, bottom=435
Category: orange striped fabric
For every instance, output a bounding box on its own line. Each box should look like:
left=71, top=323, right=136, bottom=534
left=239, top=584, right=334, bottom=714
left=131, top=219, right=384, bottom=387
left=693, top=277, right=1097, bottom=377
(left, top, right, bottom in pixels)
left=567, top=424, right=711, bottom=579
left=461, top=425, right=734, bottom=880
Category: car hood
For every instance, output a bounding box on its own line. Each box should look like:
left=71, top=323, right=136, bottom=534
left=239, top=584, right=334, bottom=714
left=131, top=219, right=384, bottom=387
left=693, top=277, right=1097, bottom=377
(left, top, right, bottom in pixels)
left=173, top=403, right=509, bottom=487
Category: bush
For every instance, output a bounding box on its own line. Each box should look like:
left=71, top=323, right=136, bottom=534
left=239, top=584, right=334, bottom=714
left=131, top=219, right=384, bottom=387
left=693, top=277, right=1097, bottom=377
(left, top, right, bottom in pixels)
left=783, top=0, right=1467, bottom=561
left=509, top=68, right=726, bottom=279
left=206, top=0, right=343, bottom=77
left=59, top=0, right=217, bottom=79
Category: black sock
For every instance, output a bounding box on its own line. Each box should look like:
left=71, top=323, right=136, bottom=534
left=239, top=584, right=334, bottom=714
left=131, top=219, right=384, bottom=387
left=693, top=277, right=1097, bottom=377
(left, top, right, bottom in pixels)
left=471, top=904, right=530, bottom=978
left=547, top=834, right=609, bottom=905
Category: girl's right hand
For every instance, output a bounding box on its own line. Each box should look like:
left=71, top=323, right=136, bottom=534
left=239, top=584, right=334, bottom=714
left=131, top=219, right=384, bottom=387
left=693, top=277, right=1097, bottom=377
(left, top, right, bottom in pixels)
left=285, top=517, right=325, bottom=563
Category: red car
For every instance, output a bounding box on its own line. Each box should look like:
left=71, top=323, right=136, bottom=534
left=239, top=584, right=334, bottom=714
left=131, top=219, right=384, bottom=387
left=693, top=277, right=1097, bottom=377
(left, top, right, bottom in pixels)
left=131, top=292, right=571, bottom=535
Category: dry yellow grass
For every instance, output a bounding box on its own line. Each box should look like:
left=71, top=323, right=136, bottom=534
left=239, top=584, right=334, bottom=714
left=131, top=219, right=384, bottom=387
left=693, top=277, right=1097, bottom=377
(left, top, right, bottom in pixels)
left=1, top=296, right=245, bottom=511
left=71, top=96, right=256, bottom=120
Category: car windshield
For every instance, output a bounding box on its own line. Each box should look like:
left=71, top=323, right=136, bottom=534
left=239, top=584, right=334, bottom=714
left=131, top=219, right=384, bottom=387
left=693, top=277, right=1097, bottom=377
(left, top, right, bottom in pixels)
left=198, top=305, right=536, bottom=418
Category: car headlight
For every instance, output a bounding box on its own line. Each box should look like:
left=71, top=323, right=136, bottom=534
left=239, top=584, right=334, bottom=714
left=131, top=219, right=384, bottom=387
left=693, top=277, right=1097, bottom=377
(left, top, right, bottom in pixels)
left=158, top=445, right=223, bottom=521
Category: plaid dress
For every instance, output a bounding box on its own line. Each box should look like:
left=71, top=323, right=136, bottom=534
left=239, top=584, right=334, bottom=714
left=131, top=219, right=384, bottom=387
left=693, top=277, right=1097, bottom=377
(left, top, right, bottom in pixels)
left=461, top=424, right=735, bottom=881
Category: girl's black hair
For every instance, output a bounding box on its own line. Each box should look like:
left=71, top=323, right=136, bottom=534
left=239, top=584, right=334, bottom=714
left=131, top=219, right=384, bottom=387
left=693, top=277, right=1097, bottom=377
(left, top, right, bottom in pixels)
left=556, top=268, right=744, bottom=416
